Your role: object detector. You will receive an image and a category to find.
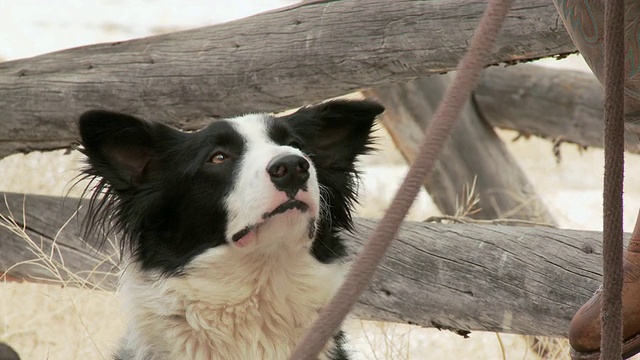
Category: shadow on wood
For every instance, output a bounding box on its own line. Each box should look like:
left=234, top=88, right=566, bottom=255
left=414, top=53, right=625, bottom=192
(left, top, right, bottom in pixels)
left=0, top=0, right=574, bottom=160
left=0, top=192, right=610, bottom=337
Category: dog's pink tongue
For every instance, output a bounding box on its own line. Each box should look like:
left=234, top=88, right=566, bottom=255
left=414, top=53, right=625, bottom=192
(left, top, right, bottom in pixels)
left=235, top=230, right=255, bottom=248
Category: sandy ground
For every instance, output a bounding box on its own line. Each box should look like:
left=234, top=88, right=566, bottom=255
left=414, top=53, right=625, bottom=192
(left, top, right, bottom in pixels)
left=2, top=1, right=640, bottom=359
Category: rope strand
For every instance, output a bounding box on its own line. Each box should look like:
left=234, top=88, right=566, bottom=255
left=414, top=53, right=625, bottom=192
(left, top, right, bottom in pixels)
left=601, top=1, right=625, bottom=359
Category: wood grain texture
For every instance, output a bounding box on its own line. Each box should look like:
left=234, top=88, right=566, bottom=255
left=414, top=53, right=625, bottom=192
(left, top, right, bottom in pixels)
left=475, top=63, right=640, bottom=153
left=364, top=74, right=556, bottom=223
left=0, top=192, right=609, bottom=337
left=0, top=0, right=575, bottom=160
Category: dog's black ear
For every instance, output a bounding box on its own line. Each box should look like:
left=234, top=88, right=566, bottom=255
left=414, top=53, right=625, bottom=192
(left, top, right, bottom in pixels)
left=79, top=110, right=175, bottom=190
left=282, top=100, right=384, bottom=168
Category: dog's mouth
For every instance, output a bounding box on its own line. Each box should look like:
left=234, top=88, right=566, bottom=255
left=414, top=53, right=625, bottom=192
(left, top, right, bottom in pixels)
left=231, top=199, right=309, bottom=244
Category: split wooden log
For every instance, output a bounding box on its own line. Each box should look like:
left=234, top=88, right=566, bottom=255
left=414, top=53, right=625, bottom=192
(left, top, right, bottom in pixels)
left=0, top=192, right=608, bottom=337
left=364, top=74, right=556, bottom=223
left=475, top=63, right=640, bottom=153
left=0, top=0, right=575, bottom=160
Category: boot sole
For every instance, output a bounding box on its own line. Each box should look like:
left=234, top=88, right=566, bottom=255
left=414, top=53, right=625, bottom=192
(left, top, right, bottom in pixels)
left=571, top=332, right=640, bottom=360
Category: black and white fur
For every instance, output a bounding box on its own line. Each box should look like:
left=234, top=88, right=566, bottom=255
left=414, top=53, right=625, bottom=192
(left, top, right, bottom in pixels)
left=78, top=100, right=384, bottom=360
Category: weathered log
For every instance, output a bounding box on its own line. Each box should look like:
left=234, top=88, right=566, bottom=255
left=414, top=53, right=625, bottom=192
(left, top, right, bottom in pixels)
left=0, top=192, right=607, bottom=337
left=364, top=74, right=556, bottom=223
left=475, top=63, right=640, bottom=153
left=0, top=0, right=575, bottom=160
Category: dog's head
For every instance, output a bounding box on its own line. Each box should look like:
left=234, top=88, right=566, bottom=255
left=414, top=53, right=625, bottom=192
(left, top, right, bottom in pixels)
left=79, top=100, right=383, bottom=275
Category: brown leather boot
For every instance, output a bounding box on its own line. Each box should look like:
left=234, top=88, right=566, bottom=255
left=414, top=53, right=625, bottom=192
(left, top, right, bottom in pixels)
left=569, top=209, right=640, bottom=359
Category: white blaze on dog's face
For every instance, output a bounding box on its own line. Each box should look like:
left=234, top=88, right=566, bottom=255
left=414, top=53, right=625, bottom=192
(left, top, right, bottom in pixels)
left=224, top=115, right=321, bottom=250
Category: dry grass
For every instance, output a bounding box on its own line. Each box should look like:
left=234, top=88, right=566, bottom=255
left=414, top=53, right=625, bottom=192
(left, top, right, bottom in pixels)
left=0, top=196, right=120, bottom=291
left=0, top=197, right=124, bottom=359
left=525, top=336, right=571, bottom=360
left=421, top=176, right=562, bottom=360
left=358, top=321, right=412, bottom=360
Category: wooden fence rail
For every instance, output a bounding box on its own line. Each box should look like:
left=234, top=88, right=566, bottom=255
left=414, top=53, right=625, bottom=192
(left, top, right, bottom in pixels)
left=0, top=0, right=574, bottom=159
left=476, top=64, right=640, bottom=153
left=0, top=192, right=612, bottom=338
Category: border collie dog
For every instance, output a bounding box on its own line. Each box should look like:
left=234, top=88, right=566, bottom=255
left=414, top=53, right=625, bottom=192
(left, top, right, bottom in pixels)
left=78, top=100, right=384, bottom=360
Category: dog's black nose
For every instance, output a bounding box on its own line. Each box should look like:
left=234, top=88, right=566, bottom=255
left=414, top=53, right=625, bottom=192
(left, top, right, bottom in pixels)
left=267, top=154, right=310, bottom=193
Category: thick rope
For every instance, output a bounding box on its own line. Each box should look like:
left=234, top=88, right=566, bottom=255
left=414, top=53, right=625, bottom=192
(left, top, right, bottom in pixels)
left=600, top=1, right=625, bottom=359
left=289, top=0, right=513, bottom=358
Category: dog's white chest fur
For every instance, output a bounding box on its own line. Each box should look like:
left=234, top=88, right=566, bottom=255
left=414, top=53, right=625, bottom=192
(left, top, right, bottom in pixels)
left=118, top=242, right=346, bottom=360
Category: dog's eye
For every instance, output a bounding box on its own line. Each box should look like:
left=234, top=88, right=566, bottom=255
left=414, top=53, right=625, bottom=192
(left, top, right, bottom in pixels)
left=209, top=152, right=229, bottom=164
left=288, top=141, right=302, bottom=150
